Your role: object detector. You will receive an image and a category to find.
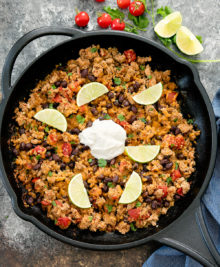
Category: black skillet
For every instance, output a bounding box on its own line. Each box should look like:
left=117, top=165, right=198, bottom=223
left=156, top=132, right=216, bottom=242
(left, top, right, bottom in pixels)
left=0, top=27, right=219, bottom=266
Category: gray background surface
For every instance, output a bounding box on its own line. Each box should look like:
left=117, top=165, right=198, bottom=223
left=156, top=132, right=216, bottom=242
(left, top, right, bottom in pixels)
left=0, top=0, right=219, bottom=266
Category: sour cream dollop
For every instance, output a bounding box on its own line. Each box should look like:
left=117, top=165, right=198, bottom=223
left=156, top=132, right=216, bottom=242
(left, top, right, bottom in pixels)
left=79, top=119, right=126, bottom=160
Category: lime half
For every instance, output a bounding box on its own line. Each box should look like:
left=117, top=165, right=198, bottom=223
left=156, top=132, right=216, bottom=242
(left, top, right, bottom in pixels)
left=119, top=171, right=142, bottom=204
left=132, top=82, right=163, bottom=105
left=68, top=173, right=91, bottom=209
left=34, top=108, right=67, bottom=132
left=76, top=82, right=108, bottom=107
left=154, top=11, right=182, bottom=38
left=176, top=26, right=204, bottom=55
left=125, top=145, right=160, bottom=163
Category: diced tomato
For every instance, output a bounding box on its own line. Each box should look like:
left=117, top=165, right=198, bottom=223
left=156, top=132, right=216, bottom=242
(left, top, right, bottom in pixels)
left=112, top=196, right=118, bottom=200
left=33, top=145, right=46, bottom=155
left=56, top=217, right=71, bottom=229
left=32, top=177, right=40, bottom=183
left=171, top=169, right=182, bottom=181
left=141, top=214, right=150, bottom=220
left=124, top=49, right=136, bottom=63
left=26, top=163, right=33, bottom=170
left=175, top=135, right=185, bottom=149
left=41, top=200, right=50, bottom=206
left=158, top=185, right=168, bottom=198
left=53, top=93, right=62, bottom=103
left=62, top=143, right=72, bottom=156
left=177, top=187, right=184, bottom=196
left=116, top=119, right=130, bottom=130
left=79, top=105, right=86, bottom=113
left=55, top=200, right=62, bottom=206
left=48, top=133, right=58, bottom=144
left=128, top=208, right=141, bottom=220
left=119, top=160, right=128, bottom=172
left=166, top=92, right=178, bottom=103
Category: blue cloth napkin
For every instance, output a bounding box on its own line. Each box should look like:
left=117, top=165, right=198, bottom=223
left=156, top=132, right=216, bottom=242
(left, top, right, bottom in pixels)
left=143, top=89, right=220, bottom=267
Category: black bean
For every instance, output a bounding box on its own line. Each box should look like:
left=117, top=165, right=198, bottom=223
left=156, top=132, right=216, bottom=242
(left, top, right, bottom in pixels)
left=83, top=181, right=89, bottom=189
left=177, top=153, right=185, bottom=160
left=49, top=156, right=53, bottom=161
left=89, top=197, right=93, bottom=203
left=89, top=159, right=96, bottom=166
left=97, top=174, right=105, bottom=179
left=19, top=128, right=25, bottom=135
left=118, top=94, right=124, bottom=103
left=93, top=165, right=98, bottom=172
left=130, top=105, right=137, bottom=113
left=60, top=81, right=67, bottom=88
left=88, top=74, right=96, bottom=82
left=86, top=120, right=93, bottom=127
left=164, top=201, right=170, bottom=207
left=33, top=164, right=41, bottom=170
left=151, top=200, right=158, bottom=209
left=102, top=184, right=108, bottom=193
left=165, top=162, right=173, bottom=170
left=110, top=158, right=116, bottom=165
left=145, top=197, right=152, bottom=204
left=52, top=154, right=60, bottom=162
left=39, top=159, right=43, bottom=165
left=69, top=162, right=75, bottom=168
left=46, top=151, right=52, bottom=158
left=160, top=159, right=169, bottom=166
left=60, top=163, right=66, bottom=170
left=145, top=176, right=153, bottom=184
left=106, top=103, right=112, bottom=109
left=175, top=127, right=181, bottom=135
left=19, top=142, right=26, bottom=151
left=170, top=126, right=181, bottom=135
left=122, top=100, right=130, bottom=107
left=81, top=145, right=90, bottom=151
left=26, top=195, right=34, bottom=205
left=133, top=162, right=139, bottom=170
left=128, top=86, right=134, bottom=94
left=12, top=148, right=18, bottom=156
left=108, top=91, right=114, bottom=99
left=142, top=191, right=149, bottom=198
left=128, top=115, right=136, bottom=124
left=72, top=147, right=79, bottom=155
left=114, top=100, right=120, bottom=106
left=142, top=164, right=148, bottom=172
left=46, top=145, right=53, bottom=151
left=120, top=181, right=125, bottom=187
left=53, top=103, right=59, bottom=109
left=80, top=69, right=88, bottom=78
left=42, top=141, right=48, bottom=147
left=91, top=107, right=98, bottom=116
left=104, top=177, right=112, bottom=183
left=42, top=103, right=49, bottom=109
left=133, top=81, right=140, bottom=92
left=112, top=175, right=119, bottom=183
left=156, top=200, right=162, bottom=207
left=55, top=81, right=61, bottom=87
left=174, top=194, right=181, bottom=200
left=70, top=128, right=81, bottom=135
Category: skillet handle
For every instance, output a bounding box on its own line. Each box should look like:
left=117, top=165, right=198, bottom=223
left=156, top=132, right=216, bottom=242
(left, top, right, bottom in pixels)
left=154, top=201, right=220, bottom=266
left=1, top=26, right=84, bottom=98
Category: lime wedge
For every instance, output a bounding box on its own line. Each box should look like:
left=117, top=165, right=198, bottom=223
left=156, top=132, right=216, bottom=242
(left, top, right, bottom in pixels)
left=154, top=11, right=182, bottom=38
left=176, top=26, right=204, bottom=55
left=119, top=171, right=142, bottom=204
left=68, top=173, right=91, bottom=209
left=132, top=82, right=163, bottom=105
left=76, top=82, right=108, bottom=107
left=125, top=145, right=160, bottom=163
left=34, top=108, right=67, bottom=132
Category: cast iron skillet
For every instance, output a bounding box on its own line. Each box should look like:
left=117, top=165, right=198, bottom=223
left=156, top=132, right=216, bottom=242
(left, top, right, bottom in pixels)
left=0, top=27, right=219, bottom=266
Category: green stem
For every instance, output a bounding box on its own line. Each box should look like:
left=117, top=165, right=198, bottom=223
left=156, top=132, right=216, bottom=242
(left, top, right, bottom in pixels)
left=125, top=22, right=147, bottom=32
left=150, top=0, right=155, bottom=27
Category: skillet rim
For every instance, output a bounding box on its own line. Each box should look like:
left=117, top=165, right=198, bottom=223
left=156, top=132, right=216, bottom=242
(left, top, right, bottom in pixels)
left=0, top=29, right=217, bottom=250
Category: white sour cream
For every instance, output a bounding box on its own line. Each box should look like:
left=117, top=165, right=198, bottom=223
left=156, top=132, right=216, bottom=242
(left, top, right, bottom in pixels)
left=79, top=119, right=126, bottom=160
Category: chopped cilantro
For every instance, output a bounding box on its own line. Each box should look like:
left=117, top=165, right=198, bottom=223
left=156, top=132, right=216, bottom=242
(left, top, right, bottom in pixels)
left=30, top=156, right=33, bottom=160
left=68, top=72, right=72, bottom=76
left=70, top=141, right=75, bottom=145
left=170, top=143, right=175, bottom=148
left=52, top=200, right=56, bottom=206
left=135, top=201, right=141, bottom=207
left=54, top=147, right=58, bottom=153
left=123, top=175, right=127, bottom=179
left=156, top=6, right=172, bottom=18
left=52, top=84, right=56, bottom=89
left=48, top=91, right=52, bottom=95
left=36, top=155, right=41, bottom=160
left=107, top=182, right=114, bottom=188
left=34, top=126, right=38, bottom=131
left=122, top=83, right=127, bottom=89
left=196, top=35, right=203, bottom=44
left=106, top=204, right=113, bottom=213
left=5, top=216, right=9, bottom=219
left=91, top=47, right=98, bottom=53
left=140, top=118, right=146, bottom=123
left=140, top=65, right=145, bottom=70
left=111, top=165, right=116, bottom=168
left=88, top=158, right=93, bottom=163
left=44, top=185, right=47, bottom=189
left=117, top=114, right=125, bottom=121
left=175, top=162, right=179, bottom=170
left=116, top=66, right=121, bottom=70
left=166, top=177, right=172, bottom=184
left=98, top=158, right=107, bottom=167
left=104, top=114, right=111, bottom=120
left=187, top=119, right=194, bottom=124
left=173, top=118, right=178, bottom=122
left=88, top=216, right=93, bottom=222
left=48, top=171, right=53, bottom=177
left=69, top=114, right=73, bottom=119
left=45, top=126, right=50, bottom=133
left=76, top=115, right=85, bottom=124
left=149, top=108, right=154, bottom=111
left=114, top=77, right=121, bottom=85
left=49, top=103, right=53, bottom=109
left=44, top=136, right=47, bottom=140
left=128, top=133, right=134, bottom=138
left=54, top=219, right=58, bottom=224
left=148, top=75, right=152, bottom=79
left=130, top=223, right=137, bottom=232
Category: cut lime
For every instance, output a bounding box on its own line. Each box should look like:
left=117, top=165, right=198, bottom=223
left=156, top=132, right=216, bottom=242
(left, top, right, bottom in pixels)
left=132, top=82, right=163, bottom=105
left=34, top=108, right=67, bottom=132
left=119, top=171, right=142, bottom=204
left=154, top=11, right=182, bottom=38
left=68, top=173, right=91, bottom=209
left=76, top=82, right=108, bottom=107
left=125, top=145, right=160, bottom=163
left=176, top=26, right=204, bottom=55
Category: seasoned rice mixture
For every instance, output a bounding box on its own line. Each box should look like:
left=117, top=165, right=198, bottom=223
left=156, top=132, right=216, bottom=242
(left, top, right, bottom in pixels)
left=9, top=45, right=200, bottom=234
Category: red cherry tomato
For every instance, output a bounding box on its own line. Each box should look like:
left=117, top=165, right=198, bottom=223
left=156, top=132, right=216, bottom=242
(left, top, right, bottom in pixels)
left=75, top=11, right=90, bottom=27
left=96, top=0, right=105, bottom=2
left=177, top=188, right=184, bottom=196
left=62, top=143, right=72, bottom=156
left=111, top=18, right=125, bottom=31
left=158, top=185, right=168, bottom=198
left=129, top=1, right=145, bottom=16
left=56, top=217, right=71, bottom=229
left=171, top=169, right=182, bottom=181
left=97, top=13, right=112, bottom=28
left=128, top=208, right=141, bottom=220
left=117, top=0, right=130, bottom=9
left=124, top=49, right=136, bottom=63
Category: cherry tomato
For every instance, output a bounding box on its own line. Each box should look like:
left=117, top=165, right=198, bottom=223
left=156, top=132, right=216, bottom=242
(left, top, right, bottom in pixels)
left=96, top=0, right=105, bottom=2
left=75, top=11, right=90, bottom=27
left=158, top=185, right=168, bottom=198
left=111, top=18, right=125, bottom=31
left=171, top=169, right=182, bottom=181
left=56, top=217, right=71, bottom=229
left=62, top=143, right=72, bottom=156
left=175, top=135, right=185, bottom=149
left=129, top=1, right=145, bottom=16
left=124, top=49, right=136, bottom=63
left=177, top=188, right=184, bottom=196
left=166, top=91, right=178, bottom=103
left=128, top=208, right=141, bottom=220
left=117, top=0, right=130, bottom=9
left=97, top=13, right=112, bottom=28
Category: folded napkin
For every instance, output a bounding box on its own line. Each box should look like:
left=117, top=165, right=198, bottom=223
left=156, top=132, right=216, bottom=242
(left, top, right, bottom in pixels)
left=143, top=89, right=220, bottom=267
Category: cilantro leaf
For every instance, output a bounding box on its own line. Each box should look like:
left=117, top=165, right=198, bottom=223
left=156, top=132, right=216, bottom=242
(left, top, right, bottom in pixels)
left=157, top=6, right=172, bottom=18
left=135, top=201, right=141, bottom=207
left=98, top=158, right=107, bottom=167
left=36, top=155, right=41, bottom=160
left=48, top=171, right=53, bottom=177
left=166, top=177, right=172, bottom=184
left=45, top=126, right=50, bottom=133
left=52, top=84, right=56, bottom=89
left=49, top=103, right=53, bottom=109
left=107, top=182, right=114, bottom=188
left=117, top=114, right=125, bottom=121
left=196, top=35, right=203, bottom=44
left=106, top=204, right=113, bottom=213
left=104, top=114, right=111, bottom=120
left=128, top=13, right=149, bottom=29
left=91, top=47, right=98, bottom=53
left=130, top=223, right=137, bottom=231
left=187, top=119, right=194, bottom=124
left=140, top=118, right=146, bottom=123
left=88, top=158, right=93, bottom=163
left=88, top=216, right=93, bottom=222
left=103, top=6, right=125, bottom=20
left=175, top=162, right=179, bottom=170
left=52, top=200, right=56, bottom=206
left=140, top=65, right=145, bottom=70
left=114, top=77, right=121, bottom=85
left=124, top=26, right=139, bottom=34
left=76, top=115, right=85, bottom=124
left=128, top=133, right=134, bottom=138
left=68, top=72, right=72, bottom=76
